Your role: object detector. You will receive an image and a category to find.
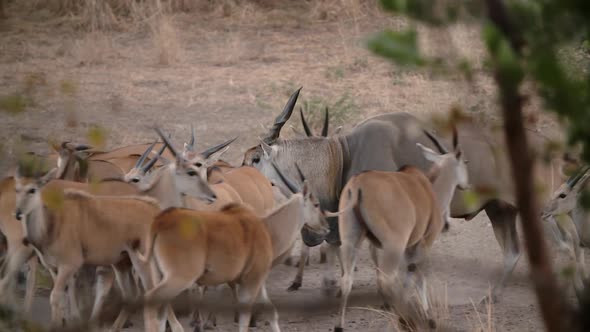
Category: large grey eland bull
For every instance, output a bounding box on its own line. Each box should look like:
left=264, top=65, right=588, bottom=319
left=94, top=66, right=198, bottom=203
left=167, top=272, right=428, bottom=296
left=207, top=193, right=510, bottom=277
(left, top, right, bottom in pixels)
left=242, top=88, right=569, bottom=302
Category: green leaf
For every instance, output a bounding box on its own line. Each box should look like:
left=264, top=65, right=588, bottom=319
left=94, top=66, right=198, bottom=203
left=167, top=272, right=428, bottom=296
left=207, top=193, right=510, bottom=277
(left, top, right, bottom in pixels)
left=482, top=23, right=502, bottom=56
left=42, top=188, right=64, bottom=212
left=367, top=29, right=425, bottom=66
left=495, top=39, right=525, bottom=91
left=380, top=0, right=407, bottom=13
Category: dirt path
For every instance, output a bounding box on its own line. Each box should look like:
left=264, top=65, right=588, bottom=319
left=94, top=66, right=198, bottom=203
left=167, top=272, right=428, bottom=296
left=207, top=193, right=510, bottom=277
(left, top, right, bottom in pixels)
left=0, top=3, right=571, bottom=331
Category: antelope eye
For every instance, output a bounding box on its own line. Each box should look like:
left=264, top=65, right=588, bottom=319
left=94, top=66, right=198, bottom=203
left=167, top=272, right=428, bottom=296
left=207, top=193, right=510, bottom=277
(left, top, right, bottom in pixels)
left=558, top=193, right=566, bottom=199
left=194, top=162, right=203, bottom=168
left=27, top=188, right=36, bottom=194
left=131, top=178, right=140, bottom=183
left=252, top=157, right=260, bottom=164
left=187, top=170, right=198, bottom=176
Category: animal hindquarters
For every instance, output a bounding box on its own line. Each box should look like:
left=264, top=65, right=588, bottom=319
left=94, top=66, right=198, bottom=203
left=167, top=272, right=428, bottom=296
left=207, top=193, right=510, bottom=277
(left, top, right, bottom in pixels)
left=336, top=204, right=367, bottom=330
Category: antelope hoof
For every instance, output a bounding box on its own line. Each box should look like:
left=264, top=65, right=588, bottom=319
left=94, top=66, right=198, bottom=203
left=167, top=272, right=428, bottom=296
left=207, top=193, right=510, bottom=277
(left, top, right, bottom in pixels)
left=249, top=313, right=258, bottom=327
left=321, top=278, right=339, bottom=297
left=283, top=257, right=294, bottom=266
left=442, top=221, right=450, bottom=232
left=123, top=319, right=134, bottom=328
left=204, top=320, right=216, bottom=330
left=287, top=281, right=301, bottom=292
left=478, top=293, right=497, bottom=306
left=380, top=303, right=392, bottom=311
left=428, top=318, right=437, bottom=330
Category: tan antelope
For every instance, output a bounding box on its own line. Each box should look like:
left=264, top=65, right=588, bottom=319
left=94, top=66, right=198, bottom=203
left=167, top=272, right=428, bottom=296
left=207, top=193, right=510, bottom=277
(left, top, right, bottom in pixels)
left=242, top=88, right=570, bottom=301
left=52, top=141, right=174, bottom=182
left=12, top=142, right=217, bottom=329
left=135, top=161, right=329, bottom=332
left=0, top=142, right=166, bottom=322
left=182, top=127, right=277, bottom=216
left=0, top=155, right=62, bottom=315
left=334, top=128, right=468, bottom=331
left=541, top=165, right=590, bottom=293
left=50, top=133, right=234, bottom=330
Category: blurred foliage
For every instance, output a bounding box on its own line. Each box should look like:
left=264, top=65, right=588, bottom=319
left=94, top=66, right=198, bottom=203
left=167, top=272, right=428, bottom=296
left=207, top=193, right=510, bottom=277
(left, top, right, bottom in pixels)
left=461, top=190, right=480, bottom=211
left=371, top=0, right=590, bottom=328
left=370, top=0, right=590, bottom=209
left=87, top=126, right=107, bottom=149
left=60, top=79, right=78, bottom=96
left=179, top=216, right=201, bottom=240
left=17, top=154, right=50, bottom=178
left=42, top=188, right=64, bottom=212
left=0, top=94, right=30, bottom=115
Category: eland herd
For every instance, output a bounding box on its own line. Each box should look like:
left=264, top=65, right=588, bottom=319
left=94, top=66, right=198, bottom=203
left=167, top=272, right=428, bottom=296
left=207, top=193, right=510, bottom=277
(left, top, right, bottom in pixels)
left=0, top=88, right=589, bottom=332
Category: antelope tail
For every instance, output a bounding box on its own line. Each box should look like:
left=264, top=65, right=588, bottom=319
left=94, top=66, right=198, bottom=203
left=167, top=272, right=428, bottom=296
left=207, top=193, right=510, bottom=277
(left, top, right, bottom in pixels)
left=136, top=228, right=157, bottom=264
left=324, top=199, right=356, bottom=218
left=352, top=188, right=382, bottom=249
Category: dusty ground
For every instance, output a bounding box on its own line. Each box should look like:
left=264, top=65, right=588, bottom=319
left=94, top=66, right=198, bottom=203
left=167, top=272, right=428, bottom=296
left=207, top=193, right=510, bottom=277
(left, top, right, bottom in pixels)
left=0, top=1, right=575, bottom=331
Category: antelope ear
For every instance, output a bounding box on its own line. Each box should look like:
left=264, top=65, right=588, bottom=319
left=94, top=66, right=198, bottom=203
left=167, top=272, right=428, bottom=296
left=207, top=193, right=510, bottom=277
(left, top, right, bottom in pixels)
left=261, top=141, right=273, bottom=159
left=50, top=141, right=61, bottom=153
left=203, top=146, right=230, bottom=167
left=37, top=168, right=58, bottom=187
left=302, top=181, right=312, bottom=198
left=417, top=143, right=441, bottom=163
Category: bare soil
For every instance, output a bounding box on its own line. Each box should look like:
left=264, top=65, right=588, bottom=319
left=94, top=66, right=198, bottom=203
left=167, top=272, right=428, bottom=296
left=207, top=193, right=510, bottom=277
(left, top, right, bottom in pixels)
left=0, top=2, right=573, bottom=331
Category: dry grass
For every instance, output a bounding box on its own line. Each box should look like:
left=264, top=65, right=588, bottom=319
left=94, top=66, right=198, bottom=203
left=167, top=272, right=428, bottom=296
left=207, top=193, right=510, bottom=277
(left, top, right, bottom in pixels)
left=149, top=12, right=183, bottom=65
left=351, top=279, right=453, bottom=332
left=71, top=31, right=114, bottom=65
left=466, top=288, right=496, bottom=332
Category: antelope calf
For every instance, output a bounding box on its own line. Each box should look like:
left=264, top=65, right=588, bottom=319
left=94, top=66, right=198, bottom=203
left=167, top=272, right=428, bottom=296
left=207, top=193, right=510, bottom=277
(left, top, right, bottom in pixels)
left=334, top=129, right=468, bottom=331
left=136, top=162, right=329, bottom=332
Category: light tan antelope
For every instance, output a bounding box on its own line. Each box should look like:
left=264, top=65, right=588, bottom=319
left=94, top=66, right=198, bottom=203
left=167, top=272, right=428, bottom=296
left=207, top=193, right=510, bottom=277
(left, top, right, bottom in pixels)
left=136, top=162, right=329, bottom=332
left=334, top=128, right=469, bottom=331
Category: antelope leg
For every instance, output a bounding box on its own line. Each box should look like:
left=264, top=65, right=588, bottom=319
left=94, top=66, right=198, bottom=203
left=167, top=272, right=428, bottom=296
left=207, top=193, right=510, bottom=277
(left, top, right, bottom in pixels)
left=23, top=255, right=38, bottom=313
left=50, top=264, right=79, bottom=328
left=485, top=200, right=520, bottom=303
left=288, top=244, right=309, bottom=291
